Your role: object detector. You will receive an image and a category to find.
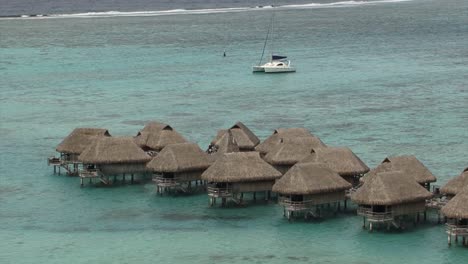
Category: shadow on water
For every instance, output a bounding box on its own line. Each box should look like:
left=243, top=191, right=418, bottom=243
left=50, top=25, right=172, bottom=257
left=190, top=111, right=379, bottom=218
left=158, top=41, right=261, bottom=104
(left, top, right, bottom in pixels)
left=160, top=212, right=252, bottom=222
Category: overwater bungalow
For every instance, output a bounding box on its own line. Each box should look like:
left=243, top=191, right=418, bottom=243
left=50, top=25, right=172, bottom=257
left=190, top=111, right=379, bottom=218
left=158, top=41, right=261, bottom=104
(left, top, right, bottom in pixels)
left=301, top=146, right=369, bottom=187
left=207, top=129, right=239, bottom=161
left=361, top=155, right=437, bottom=191
left=255, top=128, right=326, bottom=156
left=209, top=122, right=260, bottom=152
left=272, top=162, right=352, bottom=220
left=441, top=168, right=468, bottom=199
left=146, top=143, right=212, bottom=194
left=201, top=152, right=282, bottom=206
left=134, top=121, right=187, bottom=155
left=351, top=171, right=433, bottom=231
left=263, top=138, right=319, bottom=174
left=78, top=137, right=151, bottom=186
left=441, top=186, right=468, bottom=246
left=48, top=128, right=111, bottom=175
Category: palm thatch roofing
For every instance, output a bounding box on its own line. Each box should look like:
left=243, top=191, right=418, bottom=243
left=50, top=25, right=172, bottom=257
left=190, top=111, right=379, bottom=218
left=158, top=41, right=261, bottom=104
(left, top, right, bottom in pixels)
left=441, top=186, right=468, bottom=219
left=210, top=122, right=260, bottom=150
left=134, top=121, right=187, bottom=151
left=441, top=168, right=468, bottom=196
left=78, top=137, right=151, bottom=164
left=351, top=171, right=432, bottom=206
left=213, top=130, right=240, bottom=155
left=146, top=143, right=212, bottom=173
left=255, top=128, right=326, bottom=154
left=361, top=155, right=436, bottom=184
left=263, top=139, right=318, bottom=166
left=272, top=162, right=352, bottom=195
left=300, top=147, right=369, bottom=176
left=56, top=128, right=110, bottom=154
left=201, top=152, right=282, bottom=183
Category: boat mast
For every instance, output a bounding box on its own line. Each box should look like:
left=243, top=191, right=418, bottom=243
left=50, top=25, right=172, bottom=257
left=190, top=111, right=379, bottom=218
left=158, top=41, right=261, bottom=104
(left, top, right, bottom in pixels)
left=258, top=9, right=275, bottom=65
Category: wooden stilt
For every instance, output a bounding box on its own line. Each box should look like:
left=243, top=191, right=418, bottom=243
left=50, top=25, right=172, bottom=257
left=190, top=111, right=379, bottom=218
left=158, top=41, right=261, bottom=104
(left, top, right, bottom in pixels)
left=240, top=193, right=244, bottom=203
left=369, top=222, right=373, bottom=232
left=54, top=166, right=56, bottom=174
left=80, top=178, right=83, bottom=187
left=448, top=235, right=452, bottom=246
left=363, top=217, right=366, bottom=229
left=267, top=191, right=271, bottom=200
left=424, top=211, right=427, bottom=221
left=123, top=173, right=126, bottom=183
left=131, top=174, right=134, bottom=184
left=455, top=235, right=458, bottom=244
left=344, top=199, right=347, bottom=210
left=113, top=175, right=117, bottom=183
left=337, top=201, right=341, bottom=211
left=253, top=192, right=256, bottom=202
left=417, top=213, right=420, bottom=223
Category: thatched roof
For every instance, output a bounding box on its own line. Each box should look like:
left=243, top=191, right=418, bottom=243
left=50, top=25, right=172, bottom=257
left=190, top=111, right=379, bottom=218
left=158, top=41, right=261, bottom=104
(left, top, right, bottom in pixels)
left=146, top=143, right=212, bottom=173
left=263, top=139, right=317, bottom=166
left=441, top=186, right=468, bottom=219
left=351, top=171, right=432, bottom=205
left=214, top=129, right=240, bottom=154
left=210, top=122, right=260, bottom=150
left=134, top=121, right=187, bottom=151
left=300, top=147, right=369, bottom=176
left=441, top=168, right=468, bottom=196
left=201, top=152, right=282, bottom=183
left=272, top=162, right=352, bottom=195
left=255, top=128, right=326, bottom=154
left=56, top=128, right=110, bottom=154
left=79, top=137, right=151, bottom=164
left=362, top=155, right=436, bottom=184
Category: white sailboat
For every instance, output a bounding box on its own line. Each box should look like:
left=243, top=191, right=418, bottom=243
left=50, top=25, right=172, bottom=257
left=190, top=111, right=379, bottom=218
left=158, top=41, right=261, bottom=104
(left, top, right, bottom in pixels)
left=252, top=7, right=296, bottom=73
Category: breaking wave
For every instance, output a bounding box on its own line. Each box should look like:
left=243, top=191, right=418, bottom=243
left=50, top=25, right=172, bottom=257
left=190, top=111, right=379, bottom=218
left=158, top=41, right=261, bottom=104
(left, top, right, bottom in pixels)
left=1, top=0, right=412, bottom=20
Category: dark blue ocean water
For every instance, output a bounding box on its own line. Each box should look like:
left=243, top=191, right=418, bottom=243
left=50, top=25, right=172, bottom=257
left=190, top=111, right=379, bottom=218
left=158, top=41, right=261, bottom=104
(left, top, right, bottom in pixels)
left=1, top=0, right=467, bottom=263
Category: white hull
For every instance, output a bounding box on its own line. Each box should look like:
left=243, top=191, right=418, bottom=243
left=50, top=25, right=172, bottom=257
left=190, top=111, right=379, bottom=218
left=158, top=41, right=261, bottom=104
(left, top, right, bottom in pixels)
left=252, top=66, right=265, bottom=72
left=253, top=60, right=296, bottom=73
left=264, top=66, right=296, bottom=73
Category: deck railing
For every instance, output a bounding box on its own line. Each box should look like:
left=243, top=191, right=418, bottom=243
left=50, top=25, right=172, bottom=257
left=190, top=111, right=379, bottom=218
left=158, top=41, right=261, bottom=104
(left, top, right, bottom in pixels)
left=446, top=224, right=468, bottom=235
left=278, top=198, right=316, bottom=211
left=79, top=169, right=99, bottom=178
left=207, top=186, right=232, bottom=198
left=425, top=197, right=448, bottom=209
left=357, top=207, right=393, bottom=222
left=152, top=176, right=179, bottom=187
left=47, top=156, right=62, bottom=166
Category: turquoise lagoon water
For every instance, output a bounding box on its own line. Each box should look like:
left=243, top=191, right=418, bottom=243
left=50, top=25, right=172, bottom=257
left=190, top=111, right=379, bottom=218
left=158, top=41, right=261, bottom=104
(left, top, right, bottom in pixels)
left=1, top=0, right=468, bottom=263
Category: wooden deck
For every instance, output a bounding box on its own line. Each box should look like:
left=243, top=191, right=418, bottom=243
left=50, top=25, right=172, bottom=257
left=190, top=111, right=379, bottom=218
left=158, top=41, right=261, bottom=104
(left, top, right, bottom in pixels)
left=446, top=224, right=468, bottom=246
left=278, top=198, right=315, bottom=212
left=207, top=186, right=233, bottom=198
left=357, top=207, right=394, bottom=223
left=47, top=156, right=80, bottom=176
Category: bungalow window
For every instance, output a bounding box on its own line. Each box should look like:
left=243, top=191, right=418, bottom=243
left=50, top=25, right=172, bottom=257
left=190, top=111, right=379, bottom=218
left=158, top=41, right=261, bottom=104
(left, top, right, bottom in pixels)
left=373, top=205, right=386, bottom=213
left=291, top=195, right=303, bottom=202
left=164, top=172, right=175, bottom=179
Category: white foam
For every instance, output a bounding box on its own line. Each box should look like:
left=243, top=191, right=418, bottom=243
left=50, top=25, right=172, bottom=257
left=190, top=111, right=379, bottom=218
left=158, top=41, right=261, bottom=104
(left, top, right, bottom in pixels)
left=1, top=0, right=413, bottom=20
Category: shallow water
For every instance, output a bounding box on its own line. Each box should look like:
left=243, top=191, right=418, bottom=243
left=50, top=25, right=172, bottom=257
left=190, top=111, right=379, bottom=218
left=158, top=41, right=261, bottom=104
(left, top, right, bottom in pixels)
left=1, top=0, right=468, bottom=263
